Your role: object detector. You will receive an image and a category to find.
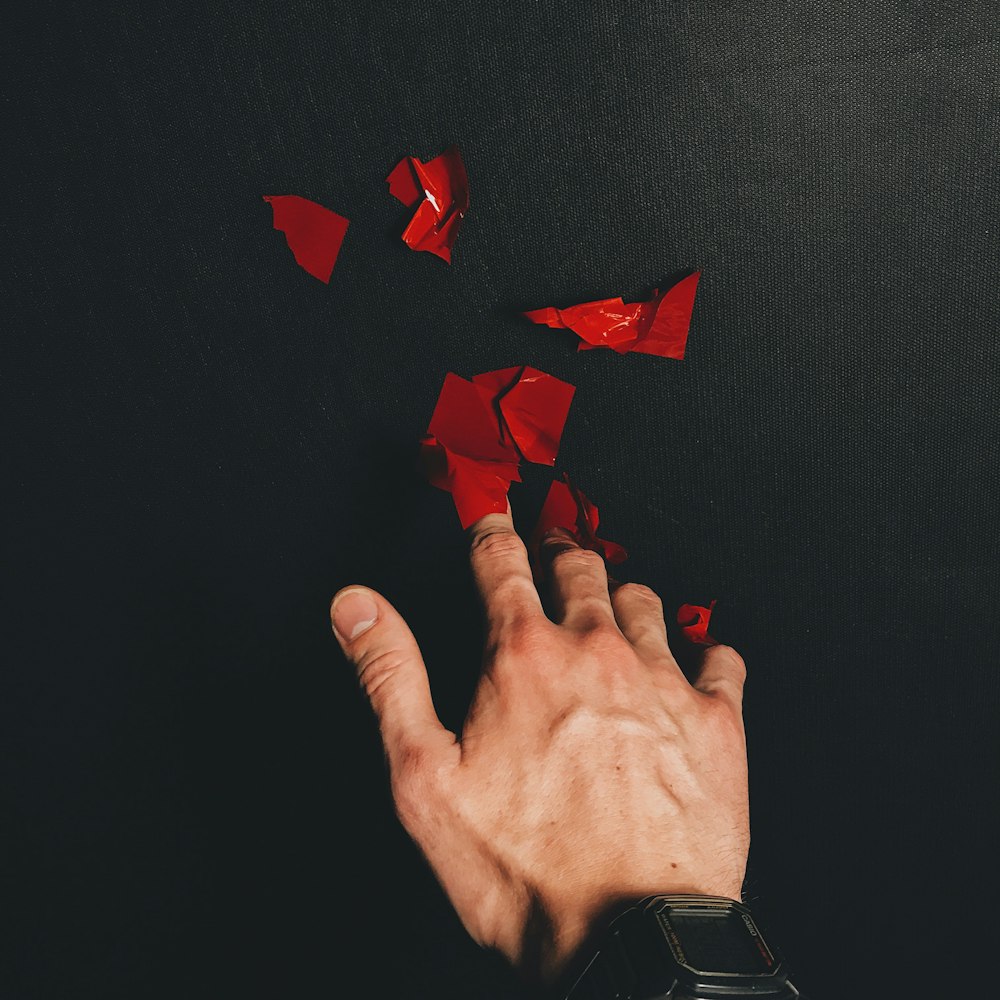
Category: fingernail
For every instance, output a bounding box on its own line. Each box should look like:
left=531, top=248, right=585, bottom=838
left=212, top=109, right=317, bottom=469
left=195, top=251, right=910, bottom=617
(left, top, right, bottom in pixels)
left=331, top=589, right=378, bottom=641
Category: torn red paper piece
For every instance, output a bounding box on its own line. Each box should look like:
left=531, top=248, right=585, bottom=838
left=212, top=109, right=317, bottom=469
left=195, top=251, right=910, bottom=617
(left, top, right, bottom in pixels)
left=471, top=367, right=576, bottom=466
left=421, top=367, right=575, bottom=528
left=528, top=473, right=627, bottom=580
left=262, top=195, right=349, bottom=283
left=676, top=600, right=718, bottom=645
left=522, top=271, right=701, bottom=359
left=386, top=145, right=469, bottom=263
left=420, top=435, right=521, bottom=529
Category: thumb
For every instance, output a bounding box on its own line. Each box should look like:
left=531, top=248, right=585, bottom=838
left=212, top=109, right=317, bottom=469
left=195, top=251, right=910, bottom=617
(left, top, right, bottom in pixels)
left=330, top=586, right=452, bottom=768
left=692, top=644, right=748, bottom=713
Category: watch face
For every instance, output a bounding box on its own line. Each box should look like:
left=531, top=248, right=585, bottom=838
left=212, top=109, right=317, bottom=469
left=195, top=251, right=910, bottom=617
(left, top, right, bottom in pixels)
left=656, top=905, right=776, bottom=976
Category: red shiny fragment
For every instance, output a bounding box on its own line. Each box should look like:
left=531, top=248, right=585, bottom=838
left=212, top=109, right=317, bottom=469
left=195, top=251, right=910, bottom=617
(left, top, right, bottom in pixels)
left=262, top=195, right=349, bottom=283
left=676, top=600, right=718, bottom=645
left=528, top=474, right=627, bottom=580
left=386, top=145, right=470, bottom=263
left=420, top=435, right=521, bottom=529
left=523, top=272, right=701, bottom=359
left=422, top=367, right=575, bottom=528
left=428, top=372, right=519, bottom=466
left=473, top=366, right=575, bottom=466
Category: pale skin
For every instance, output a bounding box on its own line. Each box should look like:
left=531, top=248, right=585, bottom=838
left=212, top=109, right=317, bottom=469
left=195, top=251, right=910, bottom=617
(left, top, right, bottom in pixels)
left=330, top=510, right=750, bottom=987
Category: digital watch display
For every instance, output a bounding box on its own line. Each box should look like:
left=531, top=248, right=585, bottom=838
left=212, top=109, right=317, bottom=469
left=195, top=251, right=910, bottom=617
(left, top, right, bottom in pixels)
left=655, top=896, right=776, bottom=977
left=563, top=894, right=804, bottom=1000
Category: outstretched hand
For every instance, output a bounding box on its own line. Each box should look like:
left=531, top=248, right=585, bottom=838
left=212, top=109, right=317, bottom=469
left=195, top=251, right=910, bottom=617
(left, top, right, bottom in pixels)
left=330, top=511, right=749, bottom=985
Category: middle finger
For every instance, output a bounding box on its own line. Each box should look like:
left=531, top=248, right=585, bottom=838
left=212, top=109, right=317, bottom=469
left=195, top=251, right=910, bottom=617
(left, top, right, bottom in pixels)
left=539, top=528, right=617, bottom=630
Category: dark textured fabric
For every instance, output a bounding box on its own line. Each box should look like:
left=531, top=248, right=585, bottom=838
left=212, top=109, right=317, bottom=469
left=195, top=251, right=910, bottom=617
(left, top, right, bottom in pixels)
left=5, top=3, right=999, bottom=998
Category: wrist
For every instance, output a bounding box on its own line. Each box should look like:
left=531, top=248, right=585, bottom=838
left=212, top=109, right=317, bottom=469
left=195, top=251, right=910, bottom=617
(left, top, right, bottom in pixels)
left=537, top=882, right=744, bottom=987
left=554, top=894, right=802, bottom=1000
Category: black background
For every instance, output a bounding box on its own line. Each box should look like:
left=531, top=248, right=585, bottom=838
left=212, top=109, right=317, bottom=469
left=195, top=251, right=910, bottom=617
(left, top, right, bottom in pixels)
left=5, top=3, right=1000, bottom=998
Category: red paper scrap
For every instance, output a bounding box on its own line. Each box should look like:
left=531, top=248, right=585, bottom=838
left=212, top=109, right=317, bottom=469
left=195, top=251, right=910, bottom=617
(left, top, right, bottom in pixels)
left=472, top=367, right=575, bottom=466
left=421, top=367, right=575, bottom=528
left=676, top=600, right=718, bottom=645
left=528, top=473, right=628, bottom=580
left=262, top=195, right=349, bottom=283
left=523, top=272, right=701, bottom=359
left=386, top=145, right=470, bottom=263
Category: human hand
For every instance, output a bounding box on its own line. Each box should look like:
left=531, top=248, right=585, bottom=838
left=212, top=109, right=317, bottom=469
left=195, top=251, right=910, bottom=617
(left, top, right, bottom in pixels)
left=330, top=512, right=749, bottom=985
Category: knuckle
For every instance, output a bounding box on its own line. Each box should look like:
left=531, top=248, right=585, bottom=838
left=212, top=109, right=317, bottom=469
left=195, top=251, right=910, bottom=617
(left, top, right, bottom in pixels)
left=470, top=528, right=525, bottom=563
left=712, top=644, right=747, bottom=680
left=628, top=618, right=669, bottom=648
left=550, top=546, right=605, bottom=572
left=489, top=573, right=538, bottom=608
left=500, top=618, right=556, bottom=658
left=616, top=582, right=662, bottom=607
left=355, top=646, right=410, bottom=702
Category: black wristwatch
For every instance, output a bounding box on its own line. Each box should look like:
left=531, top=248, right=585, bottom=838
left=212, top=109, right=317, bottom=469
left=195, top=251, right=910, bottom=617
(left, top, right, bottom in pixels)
left=563, top=895, right=803, bottom=999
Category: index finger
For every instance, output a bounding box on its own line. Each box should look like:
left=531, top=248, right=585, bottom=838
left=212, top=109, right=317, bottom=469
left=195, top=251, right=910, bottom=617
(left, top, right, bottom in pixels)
left=466, top=511, right=544, bottom=636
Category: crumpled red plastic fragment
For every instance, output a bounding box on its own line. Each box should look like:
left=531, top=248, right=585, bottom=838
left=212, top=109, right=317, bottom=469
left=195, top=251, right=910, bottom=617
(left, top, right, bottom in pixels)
left=421, top=366, right=575, bottom=528
left=676, top=600, right=718, bottom=645
left=262, top=195, right=349, bottom=283
left=522, top=272, right=701, bottom=359
left=386, top=145, right=469, bottom=263
left=528, top=473, right=627, bottom=580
